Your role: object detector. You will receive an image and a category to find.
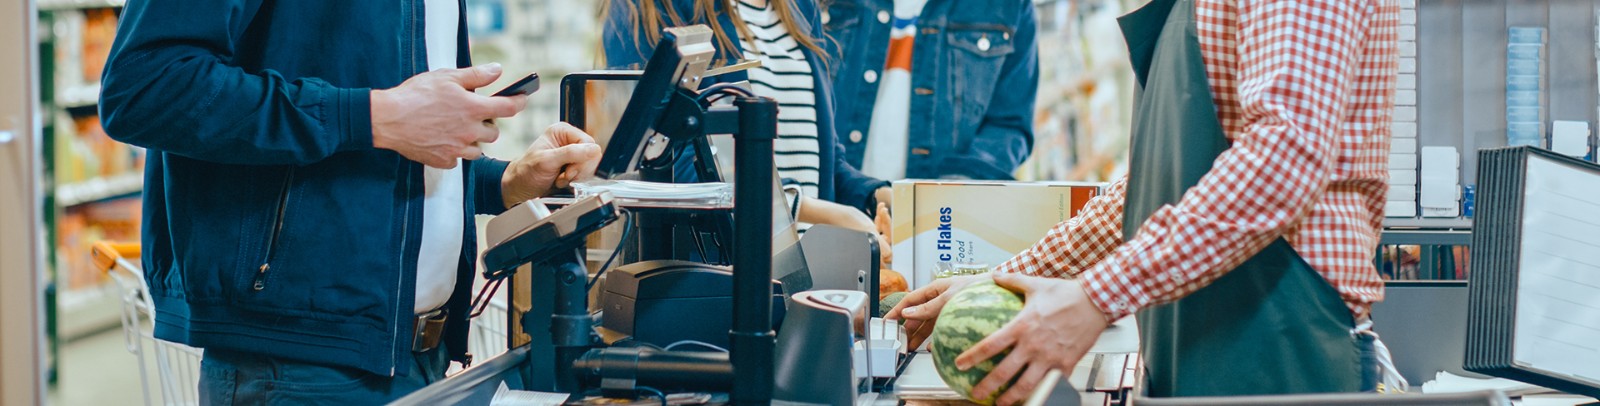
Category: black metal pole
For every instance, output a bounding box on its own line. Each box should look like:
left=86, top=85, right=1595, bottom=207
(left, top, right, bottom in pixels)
left=636, top=164, right=675, bottom=261
left=573, top=347, right=735, bottom=392
left=549, top=249, right=596, bottom=393
left=730, top=96, right=778, bottom=405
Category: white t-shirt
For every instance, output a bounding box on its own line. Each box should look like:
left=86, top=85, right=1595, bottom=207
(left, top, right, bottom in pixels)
left=861, top=0, right=929, bottom=179
left=415, top=0, right=465, bottom=315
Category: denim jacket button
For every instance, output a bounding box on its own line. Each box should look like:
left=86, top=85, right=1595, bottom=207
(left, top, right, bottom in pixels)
left=850, top=130, right=864, bottom=143
left=978, top=36, right=992, bottom=52
left=864, top=70, right=879, bottom=83
left=877, top=10, right=889, bottom=24
left=822, top=11, right=831, bottom=24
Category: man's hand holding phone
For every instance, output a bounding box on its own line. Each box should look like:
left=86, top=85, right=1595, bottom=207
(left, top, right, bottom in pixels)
left=370, top=63, right=528, bottom=168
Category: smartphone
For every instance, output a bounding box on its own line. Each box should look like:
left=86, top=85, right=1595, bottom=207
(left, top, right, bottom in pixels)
left=492, top=72, right=540, bottom=97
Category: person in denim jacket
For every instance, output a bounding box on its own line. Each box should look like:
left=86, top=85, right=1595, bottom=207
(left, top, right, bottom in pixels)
left=824, top=0, right=1039, bottom=180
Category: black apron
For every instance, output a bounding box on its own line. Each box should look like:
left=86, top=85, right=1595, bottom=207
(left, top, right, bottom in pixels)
left=1117, top=0, right=1364, bottom=397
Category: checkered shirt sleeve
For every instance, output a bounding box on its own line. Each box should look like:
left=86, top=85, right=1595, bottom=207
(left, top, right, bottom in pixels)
left=997, top=0, right=1395, bottom=321
left=994, top=178, right=1129, bottom=278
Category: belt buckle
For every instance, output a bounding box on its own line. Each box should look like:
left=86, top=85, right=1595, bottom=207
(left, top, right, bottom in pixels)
left=412, top=309, right=447, bottom=353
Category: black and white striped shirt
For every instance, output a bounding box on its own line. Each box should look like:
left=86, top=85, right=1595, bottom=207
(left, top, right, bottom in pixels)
left=736, top=0, right=822, bottom=198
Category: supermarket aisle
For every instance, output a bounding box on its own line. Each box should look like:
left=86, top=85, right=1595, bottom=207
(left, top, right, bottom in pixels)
left=49, top=327, right=150, bottom=406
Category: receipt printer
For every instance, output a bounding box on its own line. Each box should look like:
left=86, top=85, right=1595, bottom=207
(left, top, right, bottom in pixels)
left=600, top=260, right=786, bottom=348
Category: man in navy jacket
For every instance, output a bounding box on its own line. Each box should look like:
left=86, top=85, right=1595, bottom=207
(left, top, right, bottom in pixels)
left=99, top=0, right=599, bottom=402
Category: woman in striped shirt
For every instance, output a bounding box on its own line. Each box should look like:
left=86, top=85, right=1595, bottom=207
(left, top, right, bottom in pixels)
left=602, top=0, right=893, bottom=234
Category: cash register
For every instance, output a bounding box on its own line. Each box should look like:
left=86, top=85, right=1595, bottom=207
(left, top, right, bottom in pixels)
left=394, top=24, right=889, bottom=405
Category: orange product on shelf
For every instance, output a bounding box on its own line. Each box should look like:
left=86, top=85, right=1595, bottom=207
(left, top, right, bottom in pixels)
left=69, top=114, right=142, bottom=178
left=81, top=8, right=119, bottom=83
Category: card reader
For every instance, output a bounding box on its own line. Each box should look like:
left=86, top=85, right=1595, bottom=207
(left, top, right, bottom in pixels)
left=482, top=193, right=619, bottom=276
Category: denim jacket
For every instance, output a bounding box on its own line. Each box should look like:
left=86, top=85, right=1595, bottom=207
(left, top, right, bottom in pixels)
left=824, top=0, right=1039, bottom=180
left=602, top=0, right=889, bottom=213
left=101, top=0, right=501, bottom=376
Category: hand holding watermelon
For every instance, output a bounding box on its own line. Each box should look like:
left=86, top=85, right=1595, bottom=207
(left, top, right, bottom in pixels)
left=957, top=272, right=1110, bottom=405
left=927, top=280, right=1024, bottom=405
left=884, top=274, right=988, bottom=351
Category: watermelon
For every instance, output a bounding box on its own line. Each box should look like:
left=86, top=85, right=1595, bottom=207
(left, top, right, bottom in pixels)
left=881, top=291, right=909, bottom=316
left=929, top=280, right=1024, bottom=405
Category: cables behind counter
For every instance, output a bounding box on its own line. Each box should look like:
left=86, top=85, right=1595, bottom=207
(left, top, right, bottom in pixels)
left=587, top=209, right=635, bottom=291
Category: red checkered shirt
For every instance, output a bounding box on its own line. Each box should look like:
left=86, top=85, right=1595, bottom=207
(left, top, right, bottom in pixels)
left=995, top=0, right=1397, bottom=320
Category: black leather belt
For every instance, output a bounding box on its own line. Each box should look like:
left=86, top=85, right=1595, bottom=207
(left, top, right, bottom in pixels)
left=412, top=308, right=448, bottom=353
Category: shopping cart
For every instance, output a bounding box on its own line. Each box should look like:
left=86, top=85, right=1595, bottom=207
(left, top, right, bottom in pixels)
left=91, top=241, right=203, bottom=406
left=466, top=297, right=511, bottom=365
left=94, top=240, right=514, bottom=401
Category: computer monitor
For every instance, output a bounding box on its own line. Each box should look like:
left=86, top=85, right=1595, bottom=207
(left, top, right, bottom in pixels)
left=594, top=25, right=715, bottom=179
left=566, top=25, right=810, bottom=297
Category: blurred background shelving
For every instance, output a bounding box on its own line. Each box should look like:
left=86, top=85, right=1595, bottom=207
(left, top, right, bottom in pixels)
left=35, top=0, right=141, bottom=389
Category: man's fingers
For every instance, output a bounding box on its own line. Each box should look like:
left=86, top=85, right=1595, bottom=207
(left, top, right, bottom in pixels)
left=887, top=284, right=947, bottom=321
left=546, top=122, right=597, bottom=145
left=467, top=94, right=524, bottom=119
left=536, top=144, right=602, bottom=175
left=969, top=344, right=1029, bottom=403
left=997, top=364, right=1051, bottom=406
left=475, top=124, right=500, bottom=144
left=903, top=319, right=934, bottom=350
left=991, top=272, right=1040, bottom=295
left=448, top=63, right=504, bottom=90
left=459, top=145, right=483, bottom=160
left=423, top=154, right=460, bottom=169
left=564, top=128, right=603, bottom=180
left=901, top=293, right=951, bottom=322
left=958, top=322, right=1018, bottom=370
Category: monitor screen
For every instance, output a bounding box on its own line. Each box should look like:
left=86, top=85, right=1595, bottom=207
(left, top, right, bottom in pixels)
left=593, top=26, right=715, bottom=179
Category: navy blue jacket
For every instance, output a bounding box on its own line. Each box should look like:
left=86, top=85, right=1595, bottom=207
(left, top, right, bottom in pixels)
left=824, top=0, right=1039, bottom=180
left=602, top=0, right=889, bottom=212
left=99, top=0, right=502, bottom=376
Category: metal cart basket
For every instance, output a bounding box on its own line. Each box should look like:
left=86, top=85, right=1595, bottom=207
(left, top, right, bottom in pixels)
left=92, top=240, right=516, bottom=404
left=92, top=241, right=202, bottom=406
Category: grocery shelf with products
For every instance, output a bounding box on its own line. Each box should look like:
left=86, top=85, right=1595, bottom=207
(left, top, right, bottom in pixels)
left=1373, top=0, right=1600, bottom=282
left=468, top=0, right=600, bottom=161
left=37, top=1, right=139, bottom=350
left=1016, top=0, right=1141, bottom=183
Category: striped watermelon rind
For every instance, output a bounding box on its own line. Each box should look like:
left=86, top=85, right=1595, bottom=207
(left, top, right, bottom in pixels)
left=929, top=280, right=1024, bottom=405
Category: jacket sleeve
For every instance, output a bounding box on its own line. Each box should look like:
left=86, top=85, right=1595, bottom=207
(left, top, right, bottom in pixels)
left=473, top=157, right=510, bottom=216
left=98, top=0, right=373, bottom=166
left=944, top=0, right=1039, bottom=180
left=832, top=139, right=890, bottom=213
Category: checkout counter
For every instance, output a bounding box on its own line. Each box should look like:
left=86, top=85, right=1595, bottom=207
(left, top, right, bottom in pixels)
left=390, top=22, right=1585, bottom=406
left=388, top=24, right=1101, bottom=406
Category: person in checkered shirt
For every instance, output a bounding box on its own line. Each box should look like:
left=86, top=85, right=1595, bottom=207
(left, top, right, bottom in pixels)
left=888, top=0, right=1403, bottom=403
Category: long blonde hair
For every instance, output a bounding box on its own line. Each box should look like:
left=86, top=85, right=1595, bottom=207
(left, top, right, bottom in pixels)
left=602, top=0, right=829, bottom=68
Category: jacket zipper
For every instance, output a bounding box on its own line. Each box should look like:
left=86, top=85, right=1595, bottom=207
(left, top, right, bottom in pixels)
left=391, top=162, right=414, bottom=376
left=253, top=168, right=295, bottom=291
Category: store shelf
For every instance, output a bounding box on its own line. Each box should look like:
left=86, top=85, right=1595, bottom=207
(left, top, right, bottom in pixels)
left=38, top=0, right=124, bottom=11
left=55, top=283, right=122, bottom=340
left=1380, top=229, right=1472, bottom=246
left=55, top=172, right=142, bottom=207
left=54, top=82, right=99, bottom=109
left=1383, top=217, right=1473, bottom=230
